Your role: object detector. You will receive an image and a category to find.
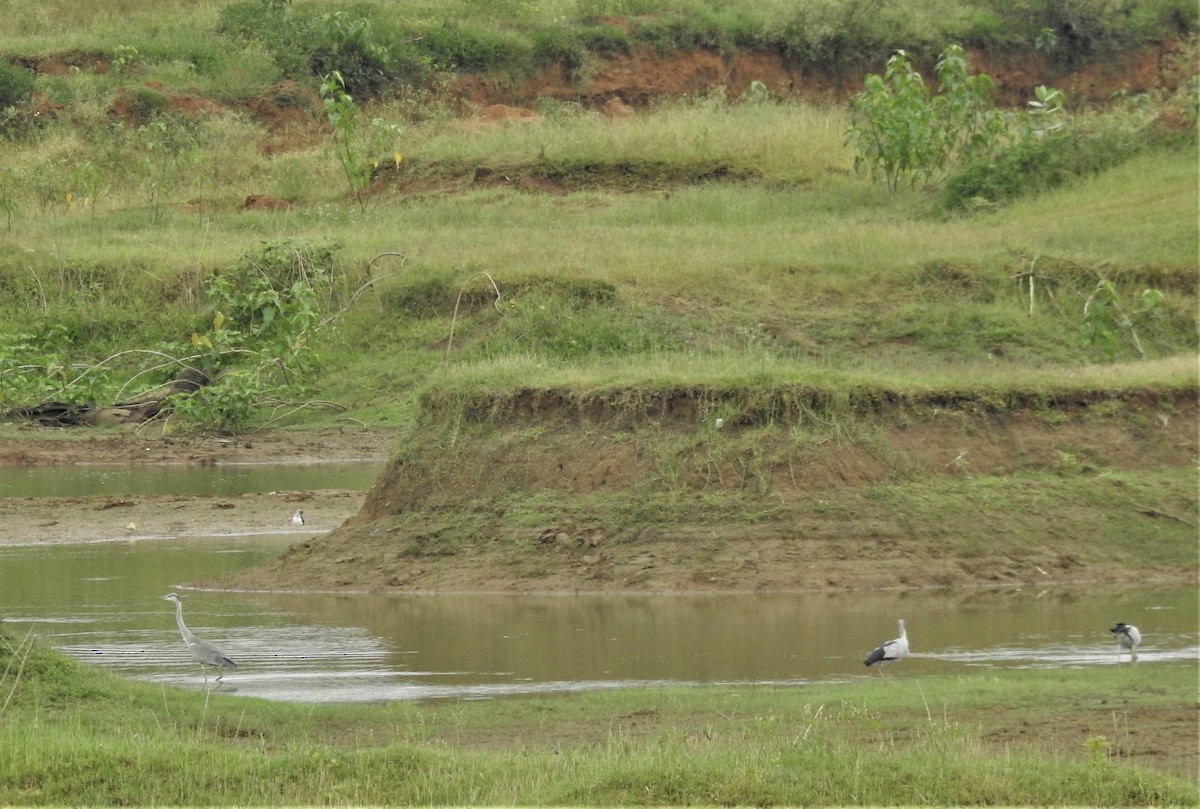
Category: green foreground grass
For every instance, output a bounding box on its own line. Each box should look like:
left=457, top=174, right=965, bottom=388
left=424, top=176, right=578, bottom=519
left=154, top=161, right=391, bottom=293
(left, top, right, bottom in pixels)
left=1, top=628, right=1195, bottom=805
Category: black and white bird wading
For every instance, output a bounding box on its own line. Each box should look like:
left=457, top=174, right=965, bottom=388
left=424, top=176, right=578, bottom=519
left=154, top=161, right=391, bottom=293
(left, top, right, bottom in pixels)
left=864, top=618, right=909, bottom=676
left=1110, top=622, right=1141, bottom=663
left=292, top=509, right=305, bottom=526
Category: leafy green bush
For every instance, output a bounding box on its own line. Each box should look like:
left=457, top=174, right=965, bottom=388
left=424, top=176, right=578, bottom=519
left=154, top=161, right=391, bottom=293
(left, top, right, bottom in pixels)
left=846, top=44, right=1007, bottom=192
left=310, top=11, right=394, bottom=97
left=939, top=115, right=1179, bottom=211
left=1082, top=279, right=1165, bottom=359
left=0, top=62, right=36, bottom=133
left=0, top=62, right=34, bottom=109
left=216, top=2, right=425, bottom=96
left=170, top=239, right=341, bottom=432
left=319, top=71, right=403, bottom=209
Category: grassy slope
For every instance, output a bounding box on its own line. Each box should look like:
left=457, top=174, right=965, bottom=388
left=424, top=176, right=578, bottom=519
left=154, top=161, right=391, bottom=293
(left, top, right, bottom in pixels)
left=1, top=2, right=1196, bottom=594
left=1, top=628, right=1196, bottom=805
left=0, top=3, right=1195, bottom=592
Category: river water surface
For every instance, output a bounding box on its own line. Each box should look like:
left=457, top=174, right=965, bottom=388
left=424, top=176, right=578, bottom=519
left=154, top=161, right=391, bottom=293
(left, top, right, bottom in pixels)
left=1, top=465, right=1196, bottom=703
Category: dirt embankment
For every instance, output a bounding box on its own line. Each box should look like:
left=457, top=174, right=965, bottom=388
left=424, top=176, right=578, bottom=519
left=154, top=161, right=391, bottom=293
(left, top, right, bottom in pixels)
left=2, top=396, right=1196, bottom=593
left=457, top=41, right=1181, bottom=108
left=212, top=392, right=1198, bottom=595
left=25, top=39, right=1189, bottom=159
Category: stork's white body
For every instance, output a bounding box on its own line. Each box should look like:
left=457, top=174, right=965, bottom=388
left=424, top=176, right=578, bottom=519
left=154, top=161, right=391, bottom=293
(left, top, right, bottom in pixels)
left=292, top=509, right=305, bottom=526
left=864, top=619, right=909, bottom=676
left=1111, top=622, right=1141, bottom=663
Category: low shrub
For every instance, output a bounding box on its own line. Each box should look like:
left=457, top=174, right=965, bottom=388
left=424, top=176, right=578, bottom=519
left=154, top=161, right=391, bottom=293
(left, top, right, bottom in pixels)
left=939, top=117, right=1179, bottom=211
left=0, top=62, right=35, bottom=133
left=0, top=62, right=34, bottom=109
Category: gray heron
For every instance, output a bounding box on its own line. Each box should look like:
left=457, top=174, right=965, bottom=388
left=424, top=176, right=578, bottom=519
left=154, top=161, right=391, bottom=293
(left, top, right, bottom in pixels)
left=291, top=509, right=305, bottom=526
left=864, top=618, right=909, bottom=676
left=1110, top=622, right=1141, bottom=663
left=161, top=593, right=237, bottom=682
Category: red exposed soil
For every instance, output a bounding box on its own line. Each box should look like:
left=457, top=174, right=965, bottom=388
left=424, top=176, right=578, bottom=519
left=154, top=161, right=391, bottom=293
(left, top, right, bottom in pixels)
left=455, top=42, right=1182, bottom=108
left=25, top=41, right=1188, bottom=147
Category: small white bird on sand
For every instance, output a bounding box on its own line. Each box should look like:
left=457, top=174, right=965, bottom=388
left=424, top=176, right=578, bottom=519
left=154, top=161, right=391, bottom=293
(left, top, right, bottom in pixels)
left=1110, top=622, right=1141, bottom=663
left=291, top=509, right=305, bottom=526
left=864, top=619, right=909, bottom=676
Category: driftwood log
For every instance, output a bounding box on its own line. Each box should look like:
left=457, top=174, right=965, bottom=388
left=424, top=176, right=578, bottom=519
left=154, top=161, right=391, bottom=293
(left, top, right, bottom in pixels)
left=14, top=368, right=210, bottom=427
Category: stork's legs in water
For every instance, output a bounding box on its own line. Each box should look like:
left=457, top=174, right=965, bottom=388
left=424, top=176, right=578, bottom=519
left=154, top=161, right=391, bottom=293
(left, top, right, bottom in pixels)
left=1117, top=648, right=1139, bottom=665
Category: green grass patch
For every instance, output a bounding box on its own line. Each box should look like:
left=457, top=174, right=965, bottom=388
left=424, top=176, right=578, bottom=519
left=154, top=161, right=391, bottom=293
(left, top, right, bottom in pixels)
left=0, top=4, right=1196, bottom=432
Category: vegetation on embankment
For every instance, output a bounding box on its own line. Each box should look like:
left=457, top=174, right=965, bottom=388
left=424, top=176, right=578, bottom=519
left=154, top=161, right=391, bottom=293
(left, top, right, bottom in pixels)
left=3, top=0, right=1195, bottom=100
left=1, top=626, right=1196, bottom=805
left=0, top=3, right=1196, bottom=425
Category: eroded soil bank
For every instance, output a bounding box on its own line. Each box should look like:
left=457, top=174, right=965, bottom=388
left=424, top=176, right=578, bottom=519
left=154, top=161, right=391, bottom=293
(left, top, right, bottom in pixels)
left=3, top=393, right=1196, bottom=593
left=212, top=392, right=1197, bottom=594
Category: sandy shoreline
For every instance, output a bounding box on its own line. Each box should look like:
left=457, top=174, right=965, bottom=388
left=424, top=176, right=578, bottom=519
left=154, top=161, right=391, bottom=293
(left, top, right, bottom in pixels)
left=0, top=426, right=393, bottom=545
left=0, top=490, right=369, bottom=546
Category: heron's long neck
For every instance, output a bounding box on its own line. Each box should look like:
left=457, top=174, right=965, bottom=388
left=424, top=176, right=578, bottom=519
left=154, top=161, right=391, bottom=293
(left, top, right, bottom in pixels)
left=174, top=600, right=192, bottom=639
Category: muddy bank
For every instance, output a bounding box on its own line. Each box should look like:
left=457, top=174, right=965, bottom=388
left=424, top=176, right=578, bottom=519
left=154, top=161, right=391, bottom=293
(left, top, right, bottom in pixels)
left=214, top=393, right=1199, bottom=594
left=0, top=425, right=392, bottom=467
left=3, top=398, right=1196, bottom=594
left=0, top=426, right=391, bottom=545
left=0, top=490, right=368, bottom=546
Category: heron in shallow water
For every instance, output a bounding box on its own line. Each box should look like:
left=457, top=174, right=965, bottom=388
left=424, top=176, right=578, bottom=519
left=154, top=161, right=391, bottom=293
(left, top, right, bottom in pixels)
left=864, top=618, right=909, bottom=676
left=291, top=509, right=305, bottom=526
left=161, top=593, right=237, bottom=682
left=1110, top=622, right=1141, bottom=663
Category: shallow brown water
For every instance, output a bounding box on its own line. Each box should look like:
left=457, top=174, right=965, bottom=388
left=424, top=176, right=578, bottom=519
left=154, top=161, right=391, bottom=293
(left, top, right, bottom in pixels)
left=1, top=535, right=1195, bottom=703
left=0, top=459, right=383, bottom=497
